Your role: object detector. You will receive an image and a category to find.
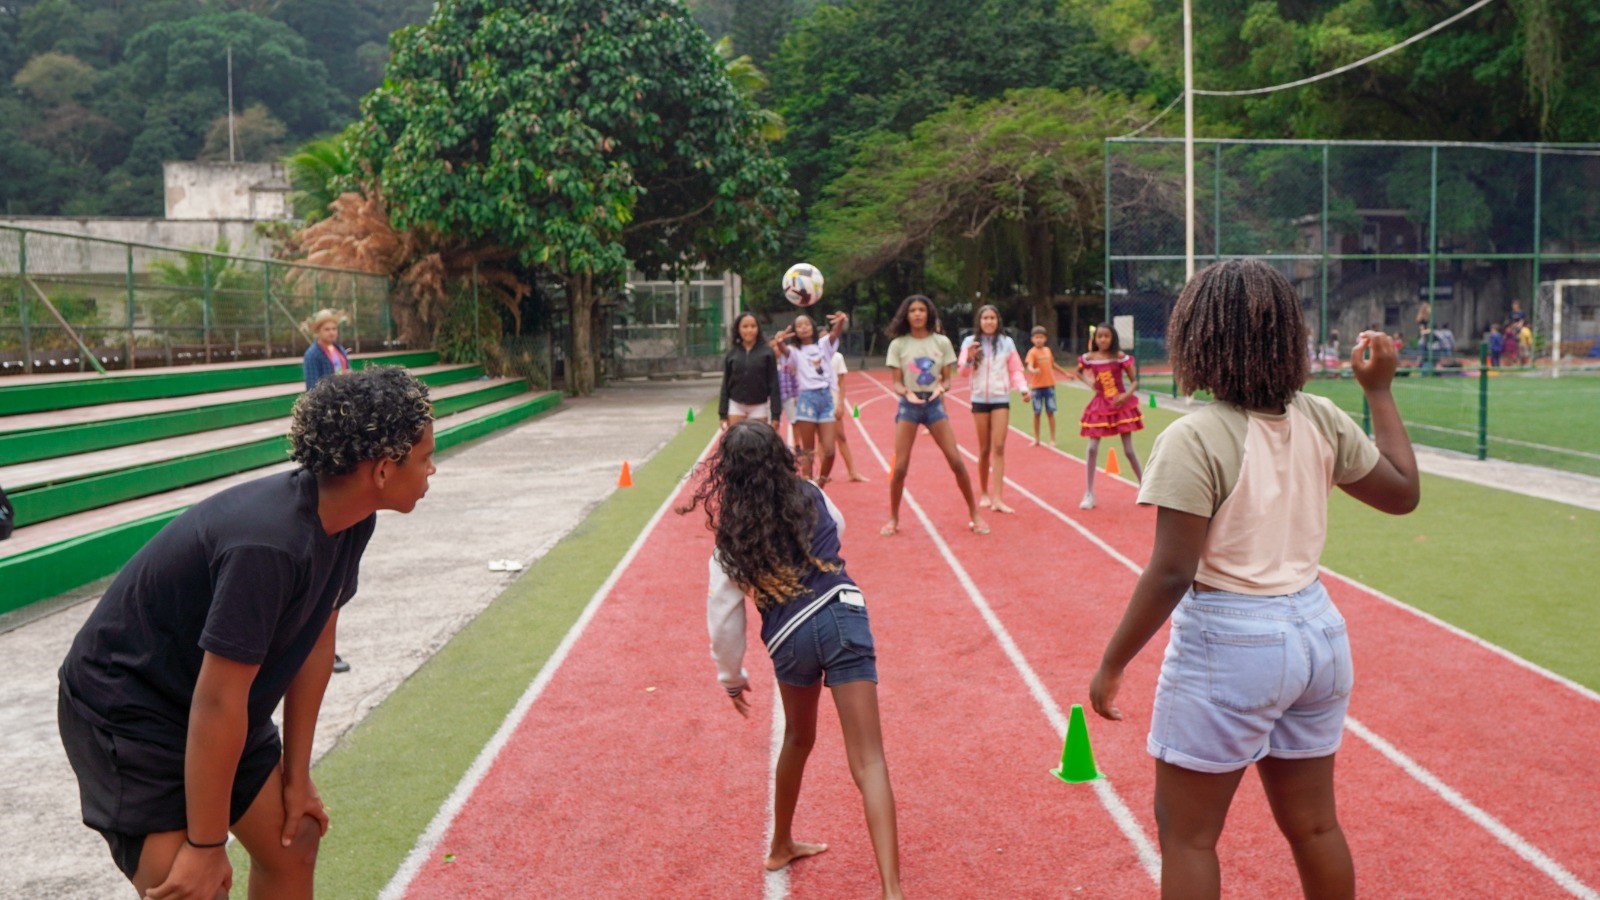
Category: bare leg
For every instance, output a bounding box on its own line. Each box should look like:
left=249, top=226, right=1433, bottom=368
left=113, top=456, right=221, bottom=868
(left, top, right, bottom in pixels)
left=972, top=410, right=993, bottom=505
left=231, top=763, right=322, bottom=900
left=1257, top=755, right=1354, bottom=900
left=1032, top=410, right=1042, bottom=445
left=1047, top=411, right=1057, bottom=443
left=767, top=682, right=829, bottom=871
left=831, top=681, right=903, bottom=899
left=926, top=418, right=985, bottom=533
left=816, top=419, right=838, bottom=484
left=794, top=421, right=818, bottom=480
left=1121, top=432, right=1145, bottom=483
left=834, top=408, right=868, bottom=481
left=726, top=414, right=747, bottom=428
left=988, top=407, right=1013, bottom=512
left=883, top=420, right=918, bottom=535
left=1153, top=759, right=1248, bottom=899
left=1082, top=438, right=1101, bottom=509
left=129, top=830, right=196, bottom=899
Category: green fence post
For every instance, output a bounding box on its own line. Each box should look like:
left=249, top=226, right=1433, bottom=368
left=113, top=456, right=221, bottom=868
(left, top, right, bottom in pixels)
left=1102, top=139, right=1112, bottom=323
left=201, top=255, right=213, bottom=364
left=19, top=230, right=31, bottom=374
left=349, top=277, right=360, bottom=354
left=1478, top=340, right=1489, bottom=460
left=1320, top=144, right=1330, bottom=355
left=263, top=261, right=273, bottom=358
left=1213, top=142, right=1222, bottom=261
left=126, top=244, right=136, bottom=370
left=1362, top=394, right=1371, bottom=437
left=1532, top=145, right=1543, bottom=363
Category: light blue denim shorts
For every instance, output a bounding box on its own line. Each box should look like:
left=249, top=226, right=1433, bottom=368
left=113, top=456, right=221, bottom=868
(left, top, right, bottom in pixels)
left=1148, top=579, right=1353, bottom=774
left=794, top=387, right=836, bottom=423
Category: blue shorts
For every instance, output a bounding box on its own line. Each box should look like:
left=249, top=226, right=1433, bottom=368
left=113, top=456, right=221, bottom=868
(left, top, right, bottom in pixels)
left=1030, top=386, right=1057, bottom=414
left=895, top=393, right=949, bottom=427
left=1148, top=580, right=1352, bottom=774
left=770, top=593, right=878, bottom=688
left=794, top=387, right=835, bottom=423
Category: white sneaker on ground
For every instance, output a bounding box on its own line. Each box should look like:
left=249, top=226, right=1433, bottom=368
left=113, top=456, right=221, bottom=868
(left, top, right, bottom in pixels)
left=1079, top=492, right=1095, bottom=510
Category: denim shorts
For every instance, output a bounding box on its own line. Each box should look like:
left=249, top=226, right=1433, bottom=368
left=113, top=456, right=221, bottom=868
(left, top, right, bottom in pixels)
left=794, top=387, right=836, bottom=423
left=895, top=393, right=949, bottom=427
left=1031, top=386, right=1057, bottom=414
left=1148, top=579, right=1353, bottom=774
left=770, top=594, right=878, bottom=688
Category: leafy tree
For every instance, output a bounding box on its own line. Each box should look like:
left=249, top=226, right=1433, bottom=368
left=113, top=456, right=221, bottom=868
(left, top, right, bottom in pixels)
left=356, top=0, right=794, bottom=394
left=284, top=125, right=360, bottom=222
left=730, top=0, right=793, bottom=67
left=12, top=51, right=95, bottom=105
left=811, top=87, right=1158, bottom=339
left=199, top=103, right=288, bottom=161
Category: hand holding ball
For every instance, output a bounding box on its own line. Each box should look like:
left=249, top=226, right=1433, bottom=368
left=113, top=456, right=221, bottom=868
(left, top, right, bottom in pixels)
left=783, top=263, right=824, bottom=307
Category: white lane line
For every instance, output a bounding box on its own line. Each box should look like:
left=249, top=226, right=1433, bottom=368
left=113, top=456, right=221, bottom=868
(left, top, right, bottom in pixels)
left=889, top=373, right=1596, bottom=897
left=846, top=403, right=1163, bottom=883
left=381, top=431, right=721, bottom=900
left=764, top=692, right=789, bottom=900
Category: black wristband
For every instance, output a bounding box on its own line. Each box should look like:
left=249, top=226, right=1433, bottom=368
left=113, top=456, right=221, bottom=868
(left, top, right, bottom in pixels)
left=186, top=836, right=229, bottom=849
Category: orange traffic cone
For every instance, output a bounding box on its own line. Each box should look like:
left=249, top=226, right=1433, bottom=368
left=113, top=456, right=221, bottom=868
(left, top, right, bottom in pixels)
left=1104, top=448, right=1121, bottom=476
left=618, top=461, right=634, bottom=488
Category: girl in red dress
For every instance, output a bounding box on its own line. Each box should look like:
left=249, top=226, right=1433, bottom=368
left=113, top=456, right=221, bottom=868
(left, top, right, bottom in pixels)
left=1077, top=323, right=1144, bottom=509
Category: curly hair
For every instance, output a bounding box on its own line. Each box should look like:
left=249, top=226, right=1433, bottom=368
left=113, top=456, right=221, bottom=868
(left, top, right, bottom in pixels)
left=675, top=421, right=839, bottom=608
left=289, top=366, right=433, bottom=475
left=1168, top=259, right=1307, bottom=410
left=884, top=294, right=941, bottom=338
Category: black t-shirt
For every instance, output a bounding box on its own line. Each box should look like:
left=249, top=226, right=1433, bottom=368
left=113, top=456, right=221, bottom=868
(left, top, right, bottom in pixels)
left=59, top=469, right=375, bottom=747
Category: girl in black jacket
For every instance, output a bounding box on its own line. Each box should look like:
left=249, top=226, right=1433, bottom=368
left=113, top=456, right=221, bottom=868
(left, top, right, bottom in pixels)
left=719, top=312, right=782, bottom=427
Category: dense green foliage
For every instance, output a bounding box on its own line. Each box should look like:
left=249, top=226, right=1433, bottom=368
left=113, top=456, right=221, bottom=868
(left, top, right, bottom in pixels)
left=0, top=0, right=433, bottom=216
left=356, top=0, right=794, bottom=393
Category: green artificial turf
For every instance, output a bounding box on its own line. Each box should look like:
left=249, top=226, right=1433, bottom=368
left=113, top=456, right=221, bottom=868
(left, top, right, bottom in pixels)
left=1025, top=386, right=1599, bottom=692
left=1142, top=370, right=1600, bottom=477
left=229, top=405, right=718, bottom=897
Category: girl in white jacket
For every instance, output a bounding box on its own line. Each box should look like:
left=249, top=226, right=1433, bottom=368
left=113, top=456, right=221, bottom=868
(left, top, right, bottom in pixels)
left=957, top=305, right=1030, bottom=513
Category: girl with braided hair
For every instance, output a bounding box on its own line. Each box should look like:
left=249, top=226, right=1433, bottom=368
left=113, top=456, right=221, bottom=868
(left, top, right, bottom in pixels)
left=680, top=421, right=903, bottom=898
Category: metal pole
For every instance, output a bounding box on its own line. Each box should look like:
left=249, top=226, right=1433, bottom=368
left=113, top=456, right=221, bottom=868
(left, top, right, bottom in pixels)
left=1477, top=339, right=1488, bottom=459
left=1183, top=0, right=1196, bottom=280
left=126, top=245, right=136, bottom=370
left=472, top=261, right=482, bottom=363
left=1213, top=142, right=1222, bottom=261
left=1103, top=139, right=1112, bottom=322
left=202, top=255, right=213, bottom=364
left=1320, top=144, right=1330, bottom=355
left=19, top=231, right=31, bottom=374
left=1553, top=281, right=1562, bottom=378
left=1532, top=146, right=1543, bottom=369
left=1426, top=146, right=1438, bottom=370
left=350, top=277, right=360, bottom=354
left=263, top=261, right=273, bottom=357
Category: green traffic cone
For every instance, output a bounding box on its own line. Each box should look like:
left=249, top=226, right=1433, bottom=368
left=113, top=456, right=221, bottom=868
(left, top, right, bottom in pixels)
left=852, top=404, right=860, bottom=419
left=1049, top=704, right=1102, bottom=784
left=1148, top=392, right=1157, bottom=409
left=686, top=407, right=695, bottom=423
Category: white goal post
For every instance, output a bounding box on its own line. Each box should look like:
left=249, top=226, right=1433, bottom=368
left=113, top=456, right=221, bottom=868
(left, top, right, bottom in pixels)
left=1539, top=279, right=1600, bottom=379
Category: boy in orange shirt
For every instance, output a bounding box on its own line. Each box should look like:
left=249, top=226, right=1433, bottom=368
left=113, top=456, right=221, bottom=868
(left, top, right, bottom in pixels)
left=1024, top=326, right=1058, bottom=446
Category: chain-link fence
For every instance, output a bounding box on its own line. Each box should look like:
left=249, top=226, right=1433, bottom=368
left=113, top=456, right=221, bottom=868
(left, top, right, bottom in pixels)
left=0, top=225, right=395, bottom=376
left=1107, top=139, right=1600, bottom=475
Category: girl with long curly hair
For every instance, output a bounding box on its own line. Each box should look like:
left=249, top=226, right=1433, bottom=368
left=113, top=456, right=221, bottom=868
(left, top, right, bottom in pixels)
left=679, top=421, right=902, bottom=898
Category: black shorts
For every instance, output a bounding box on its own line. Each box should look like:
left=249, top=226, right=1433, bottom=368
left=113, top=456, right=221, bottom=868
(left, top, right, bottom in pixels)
left=970, top=400, right=1010, bottom=414
left=57, top=685, right=281, bottom=880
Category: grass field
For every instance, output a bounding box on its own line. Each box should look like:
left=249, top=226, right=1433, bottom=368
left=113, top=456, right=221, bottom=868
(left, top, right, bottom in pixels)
left=1138, top=368, right=1600, bottom=477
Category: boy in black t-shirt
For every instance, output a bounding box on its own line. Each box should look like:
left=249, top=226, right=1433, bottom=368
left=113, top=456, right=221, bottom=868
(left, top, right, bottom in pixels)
left=58, top=366, right=435, bottom=899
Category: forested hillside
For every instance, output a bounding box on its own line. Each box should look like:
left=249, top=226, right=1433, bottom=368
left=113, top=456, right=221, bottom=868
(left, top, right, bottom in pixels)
left=0, top=0, right=432, bottom=216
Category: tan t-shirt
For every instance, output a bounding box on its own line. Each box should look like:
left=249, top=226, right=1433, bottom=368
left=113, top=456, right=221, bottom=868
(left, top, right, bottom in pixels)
left=1137, top=392, right=1380, bottom=596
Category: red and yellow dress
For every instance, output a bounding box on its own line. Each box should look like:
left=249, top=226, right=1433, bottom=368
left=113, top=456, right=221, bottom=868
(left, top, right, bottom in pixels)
left=1078, top=353, right=1144, bottom=438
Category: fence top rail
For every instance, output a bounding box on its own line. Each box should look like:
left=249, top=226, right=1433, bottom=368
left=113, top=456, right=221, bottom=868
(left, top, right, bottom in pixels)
left=0, top=224, right=389, bottom=280
left=1106, top=137, right=1600, bottom=156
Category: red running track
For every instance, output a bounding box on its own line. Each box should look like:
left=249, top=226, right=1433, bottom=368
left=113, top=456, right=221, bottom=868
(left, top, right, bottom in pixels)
left=392, top=373, right=1599, bottom=898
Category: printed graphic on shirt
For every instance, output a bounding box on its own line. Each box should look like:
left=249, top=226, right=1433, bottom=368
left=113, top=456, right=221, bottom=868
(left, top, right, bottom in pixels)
left=913, top=357, right=938, bottom=386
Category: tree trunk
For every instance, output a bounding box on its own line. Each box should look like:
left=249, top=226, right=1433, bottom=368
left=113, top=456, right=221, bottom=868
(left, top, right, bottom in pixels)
left=568, top=273, right=598, bottom=395
left=1028, top=223, right=1055, bottom=345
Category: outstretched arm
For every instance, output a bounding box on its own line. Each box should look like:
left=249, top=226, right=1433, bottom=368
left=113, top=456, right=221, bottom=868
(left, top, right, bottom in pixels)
left=707, top=556, right=751, bottom=716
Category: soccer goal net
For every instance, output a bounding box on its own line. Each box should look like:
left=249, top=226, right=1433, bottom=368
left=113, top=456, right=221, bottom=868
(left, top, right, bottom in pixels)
left=1535, top=280, right=1600, bottom=377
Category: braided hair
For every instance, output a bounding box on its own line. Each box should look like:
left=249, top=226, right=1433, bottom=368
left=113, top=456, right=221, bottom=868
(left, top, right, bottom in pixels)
left=1168, top=259, right=1307, bottom=410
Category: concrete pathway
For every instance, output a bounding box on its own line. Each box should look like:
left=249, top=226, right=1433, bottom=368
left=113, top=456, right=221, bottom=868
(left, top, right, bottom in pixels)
left=0, top=377, right=717, bottom=900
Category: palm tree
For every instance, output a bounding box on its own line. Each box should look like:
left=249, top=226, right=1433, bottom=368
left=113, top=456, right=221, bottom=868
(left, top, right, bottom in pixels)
left=714, top=36, right=786, bottom=142
left=284, top=125, right=359, bottom=222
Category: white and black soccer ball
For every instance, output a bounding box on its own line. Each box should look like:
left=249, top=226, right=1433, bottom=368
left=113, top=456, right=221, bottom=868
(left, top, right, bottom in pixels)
left=782, top=263, right=825, bottom=307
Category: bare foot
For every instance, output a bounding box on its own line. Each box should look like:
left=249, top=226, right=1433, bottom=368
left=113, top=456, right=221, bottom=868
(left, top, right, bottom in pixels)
left=848, top=471, right=870, bottom=482
left=969, top=516, right=990, bottom=535
left=992, top=500, right=1015, bottom=514
left=979, top=495, right=992, bottom=509
left=880, top=520, right=899, bottom=536
left=1031, top=438, right=1040, bottom=446
left=765, top=840, right=828, bottom=871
